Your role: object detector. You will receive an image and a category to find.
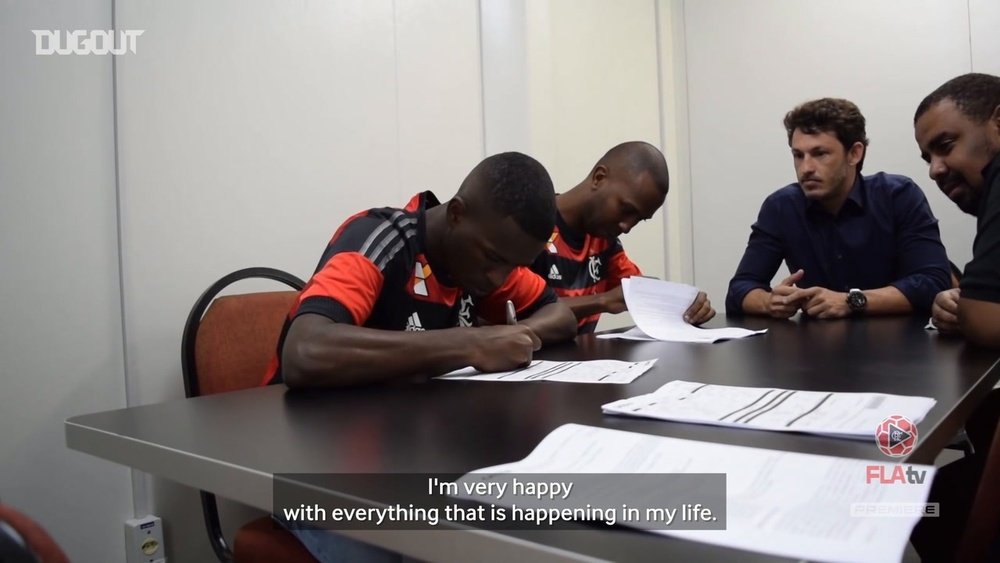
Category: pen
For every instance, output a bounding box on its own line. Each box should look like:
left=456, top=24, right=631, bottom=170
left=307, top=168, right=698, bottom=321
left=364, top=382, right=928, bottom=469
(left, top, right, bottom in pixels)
left=505, top=299, right=517, bottom=325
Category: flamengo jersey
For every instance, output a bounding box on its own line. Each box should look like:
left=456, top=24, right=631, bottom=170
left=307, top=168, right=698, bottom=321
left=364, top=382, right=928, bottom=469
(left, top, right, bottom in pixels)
left=530, top=211, right=641, bottom=333
left=263, top=191, right=557, bottom=385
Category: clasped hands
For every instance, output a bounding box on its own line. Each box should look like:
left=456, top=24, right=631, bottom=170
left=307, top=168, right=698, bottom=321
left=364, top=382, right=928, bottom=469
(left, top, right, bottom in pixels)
left=765, top=269, right=852, bottom=319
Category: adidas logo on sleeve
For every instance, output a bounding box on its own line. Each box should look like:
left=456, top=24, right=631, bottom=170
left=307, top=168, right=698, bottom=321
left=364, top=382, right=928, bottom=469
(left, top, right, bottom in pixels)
left=405, top=312, right=425, bottom=331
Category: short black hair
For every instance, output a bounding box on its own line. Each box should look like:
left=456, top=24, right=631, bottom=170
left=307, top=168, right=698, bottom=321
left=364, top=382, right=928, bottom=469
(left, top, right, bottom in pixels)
left=784, top=98, right=869, bottom=172
left=597, top=141, right=670, bottom=194
left=459, top=152, right=556, bottom=241
left=914, top=73, right=1000, bottom=124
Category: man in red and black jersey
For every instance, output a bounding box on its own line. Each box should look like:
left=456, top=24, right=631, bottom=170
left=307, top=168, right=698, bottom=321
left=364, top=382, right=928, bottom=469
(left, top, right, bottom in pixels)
left=266, top=152, right=577, bottom=388
left=530, top=141, right=715, bottom=333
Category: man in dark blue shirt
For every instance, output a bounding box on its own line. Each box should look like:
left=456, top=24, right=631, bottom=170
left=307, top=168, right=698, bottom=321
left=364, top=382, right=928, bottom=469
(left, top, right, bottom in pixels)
left=727, top=98, right=951, bottom=318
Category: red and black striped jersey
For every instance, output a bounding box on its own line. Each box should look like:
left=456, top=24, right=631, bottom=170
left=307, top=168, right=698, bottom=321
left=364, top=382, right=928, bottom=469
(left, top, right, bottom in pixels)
left=530, top=211, right=641, bottom=333
left=264, top=191, right=558, bottom=385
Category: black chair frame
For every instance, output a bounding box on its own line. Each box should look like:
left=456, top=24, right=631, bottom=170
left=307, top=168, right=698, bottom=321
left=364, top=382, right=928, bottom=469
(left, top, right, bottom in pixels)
left=180, top=266, right=305, bottom=562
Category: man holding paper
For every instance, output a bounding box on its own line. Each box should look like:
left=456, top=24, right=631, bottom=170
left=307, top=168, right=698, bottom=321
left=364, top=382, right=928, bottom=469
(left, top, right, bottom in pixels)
left=726, top=98, right=951, bottom=319
left=530, top=141, right=715, bottom=333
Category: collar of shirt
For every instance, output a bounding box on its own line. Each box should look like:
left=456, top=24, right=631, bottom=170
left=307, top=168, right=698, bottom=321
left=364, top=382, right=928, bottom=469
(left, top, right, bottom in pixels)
left=804, top=174, right=865, bottom=219
left=554, top=209, right=587, bottom=250
left=413, top=190, right=458, bottom=289
left=979, top=152, right=1000, bottom=218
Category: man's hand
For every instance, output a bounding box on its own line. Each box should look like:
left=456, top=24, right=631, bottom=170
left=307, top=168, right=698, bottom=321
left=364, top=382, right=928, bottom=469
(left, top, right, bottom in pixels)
left=684, top=291, right=716, bottom=325
left=764, top=269, right=806, bottom=318
left=932, top=288, right=961, bottom=334
left=793, top=287, right=851, bottom=319
left=600, top=286, right=628, bottom=314
left=468, top=325, right=542, bottom=372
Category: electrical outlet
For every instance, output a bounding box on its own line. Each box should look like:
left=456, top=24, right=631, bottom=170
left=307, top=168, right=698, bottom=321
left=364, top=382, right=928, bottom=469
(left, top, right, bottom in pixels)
left=124, top=515, right=166, bottom=563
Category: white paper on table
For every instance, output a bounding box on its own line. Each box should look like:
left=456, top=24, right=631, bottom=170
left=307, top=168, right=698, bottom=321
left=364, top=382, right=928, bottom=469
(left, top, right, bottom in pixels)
left=599, top=277, right=766, bottom=343
left=459, top=423, right=935, bottom=563
left=602, top=380, right=936, bottom=439
left=435, top=359, right=656, bottom=384
left=597, top=326, right=658, bottom=341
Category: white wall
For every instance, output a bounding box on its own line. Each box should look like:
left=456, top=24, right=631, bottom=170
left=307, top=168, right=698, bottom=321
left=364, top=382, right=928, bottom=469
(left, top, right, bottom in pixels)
left=482, top=0, right=667, bottom=330
left=658, top=0, right=694, bottom=283
left=0, top=1, right=133, bottom=561
left=971, top=0, right=1000, bottom=76
left=681, top=0, right=979, bottom=311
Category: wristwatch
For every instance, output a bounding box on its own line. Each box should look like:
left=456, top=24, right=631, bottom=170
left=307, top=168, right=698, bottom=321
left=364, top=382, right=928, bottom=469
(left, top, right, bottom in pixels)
left=847, top=288, right=867, bottom=313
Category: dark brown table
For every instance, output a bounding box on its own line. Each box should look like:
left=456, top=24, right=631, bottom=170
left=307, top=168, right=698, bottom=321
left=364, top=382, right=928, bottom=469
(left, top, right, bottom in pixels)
left=65, top=316, right=999, bottom=562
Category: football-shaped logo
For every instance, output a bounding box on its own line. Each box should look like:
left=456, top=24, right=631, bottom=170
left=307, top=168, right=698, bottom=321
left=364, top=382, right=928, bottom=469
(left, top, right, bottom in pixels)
left=875, top=415, right=918, bottom=457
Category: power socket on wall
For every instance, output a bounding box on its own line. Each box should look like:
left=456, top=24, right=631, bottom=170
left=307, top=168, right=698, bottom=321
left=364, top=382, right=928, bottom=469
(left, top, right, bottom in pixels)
left=124, top=515, right=166, bottom=563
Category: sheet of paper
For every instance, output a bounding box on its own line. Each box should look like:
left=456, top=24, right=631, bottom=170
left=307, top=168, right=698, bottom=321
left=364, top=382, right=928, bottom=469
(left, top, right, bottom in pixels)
left=604, top=277, right=766, bottom=343
left=602, top=380, right=936, bottom=439
left=596, top=326, right=658, bottom=341
left=435, top=359, right=656, bottom=384
left=459, top=423, right=934, bottom=563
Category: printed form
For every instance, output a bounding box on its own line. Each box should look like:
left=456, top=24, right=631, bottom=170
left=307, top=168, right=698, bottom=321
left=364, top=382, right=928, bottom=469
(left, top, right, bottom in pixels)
left=602, top=380, right=936, bottom=439
left=598, top=277, right=766, bottom=343
left=460, top=423, right=935, bottom=563
left=436, top=359, right=657, bottom=384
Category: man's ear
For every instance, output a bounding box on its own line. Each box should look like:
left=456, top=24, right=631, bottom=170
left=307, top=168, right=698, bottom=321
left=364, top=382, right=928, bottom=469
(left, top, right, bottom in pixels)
left=590, top=164, right=608, bottom=190
left=847, top=142, right=865, bottom=168
left=446, top=197, right=467, bottom=227
left=989, top=104, right=1000, bottom=141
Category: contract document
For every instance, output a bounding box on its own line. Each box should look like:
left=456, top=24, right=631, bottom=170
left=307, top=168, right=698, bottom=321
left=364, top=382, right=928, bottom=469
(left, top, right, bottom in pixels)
left=597, top=277, right=766, bottom=343
left=436, top=359, right=657, bottom=384
left=459, top=424, right=935, bottom=563
left=602, top=380, right=936, bottom=439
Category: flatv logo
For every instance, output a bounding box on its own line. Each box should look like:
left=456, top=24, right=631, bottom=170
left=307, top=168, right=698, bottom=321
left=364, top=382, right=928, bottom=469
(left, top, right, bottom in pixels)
left=875, top=415, right=917, bottom=457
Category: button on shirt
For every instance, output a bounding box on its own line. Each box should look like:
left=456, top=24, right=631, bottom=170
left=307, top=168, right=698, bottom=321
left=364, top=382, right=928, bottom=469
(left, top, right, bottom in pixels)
left=726, top=172, right=951, bottom=313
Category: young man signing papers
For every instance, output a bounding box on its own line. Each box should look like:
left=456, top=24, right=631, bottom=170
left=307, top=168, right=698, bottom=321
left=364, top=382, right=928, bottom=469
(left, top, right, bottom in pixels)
left=530, top=141, right=715, bottom=333
left=264, top=152, right=578, bottom=388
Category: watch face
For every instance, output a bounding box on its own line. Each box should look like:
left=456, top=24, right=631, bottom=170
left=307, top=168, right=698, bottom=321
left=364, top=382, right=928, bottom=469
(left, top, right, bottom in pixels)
left=848, top=290, right=867, bottom=311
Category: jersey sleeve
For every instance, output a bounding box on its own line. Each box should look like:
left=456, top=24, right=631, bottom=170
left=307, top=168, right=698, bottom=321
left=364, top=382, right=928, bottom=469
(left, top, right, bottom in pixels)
left=478, top=266, right=558, bottom=324
left=295, top=253, right=384, bottom=325
left=292, top=214, right=403, bottom=325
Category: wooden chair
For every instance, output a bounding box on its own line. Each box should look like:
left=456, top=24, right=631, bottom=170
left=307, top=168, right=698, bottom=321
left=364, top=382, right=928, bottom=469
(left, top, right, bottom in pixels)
left=181, top=267, right=317, bottom=562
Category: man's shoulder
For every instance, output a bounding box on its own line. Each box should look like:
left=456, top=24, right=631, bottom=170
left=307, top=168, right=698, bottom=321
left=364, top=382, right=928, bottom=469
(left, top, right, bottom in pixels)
left=325, top=202, right=421, bottom=274
left=333, top=205, right=413, bottom=243
left=861, top=173, right=931, bottom=213
left=762, top=183, right=804, bottom=206
left=862, top=172, right=920, bottom=192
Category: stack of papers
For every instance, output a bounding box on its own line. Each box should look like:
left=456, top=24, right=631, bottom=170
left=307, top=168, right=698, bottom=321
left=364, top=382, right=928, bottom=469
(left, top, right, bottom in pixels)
left=435, top=359, right=657, bottom=384
left=598, top=277, right=766, bottom=343
left=602, top=380, right=936, bottom=439
left=459, top=423, right=935, bottom=563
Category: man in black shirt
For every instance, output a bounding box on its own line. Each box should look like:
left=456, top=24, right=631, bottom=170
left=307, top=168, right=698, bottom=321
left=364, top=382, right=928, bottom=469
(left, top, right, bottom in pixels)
left=911, top=72, right=1000, bottom=562
left=915, top=73, right=1000, bottom=348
